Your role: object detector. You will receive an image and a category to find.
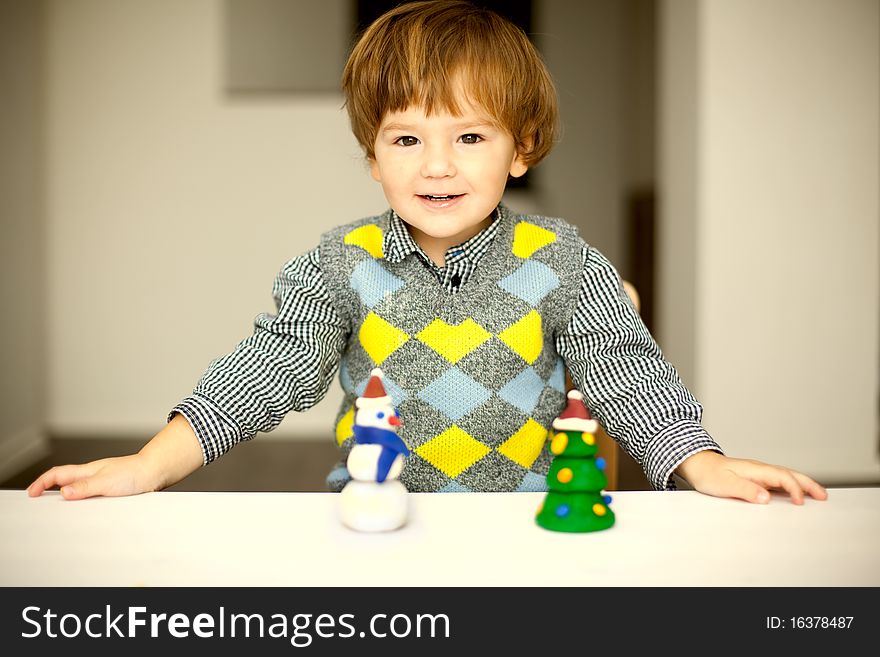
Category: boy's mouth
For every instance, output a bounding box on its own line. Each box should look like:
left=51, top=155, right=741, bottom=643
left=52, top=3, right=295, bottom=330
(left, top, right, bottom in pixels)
left=417, top=193, right=465, bottom=210
left=418, top=194, right=463, bottom=201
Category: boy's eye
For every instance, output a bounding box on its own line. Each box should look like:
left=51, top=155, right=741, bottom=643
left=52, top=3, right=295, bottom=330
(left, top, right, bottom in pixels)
left=459, top=134, right=483, bottom=144
left=394, top=136, right=419, bottom=147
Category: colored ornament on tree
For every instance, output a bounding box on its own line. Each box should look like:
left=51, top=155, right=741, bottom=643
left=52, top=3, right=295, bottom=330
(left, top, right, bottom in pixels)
left=535, top=390, right=615, bottom=532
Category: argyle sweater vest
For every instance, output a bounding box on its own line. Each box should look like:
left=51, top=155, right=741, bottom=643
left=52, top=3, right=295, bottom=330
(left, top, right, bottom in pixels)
left=320, top=207, right=583, bottom=492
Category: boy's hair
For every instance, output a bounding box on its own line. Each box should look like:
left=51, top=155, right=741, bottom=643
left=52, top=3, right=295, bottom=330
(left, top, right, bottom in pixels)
left=342, top=0, right=559, bottom=167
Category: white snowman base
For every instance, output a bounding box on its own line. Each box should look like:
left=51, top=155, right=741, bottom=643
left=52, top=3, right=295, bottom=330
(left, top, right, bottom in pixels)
left=339, top=480, right=409, bottom=532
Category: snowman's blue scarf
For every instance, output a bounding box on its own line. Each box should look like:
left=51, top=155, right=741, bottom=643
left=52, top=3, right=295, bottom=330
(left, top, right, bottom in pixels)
left=352, top=425, right=410, bottom=483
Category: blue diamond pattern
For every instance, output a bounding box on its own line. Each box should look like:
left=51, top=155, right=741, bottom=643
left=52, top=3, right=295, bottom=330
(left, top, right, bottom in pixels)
left=350, top=259, right=404, bottom=307
left=497, top=260, right=560, bottom=306
left=440, top=482, right=473, bottom=493
left=355, top=372, right=407, bottom=406
left=418, top=367, right=491, bottom=421
left=515, top=471, right=548, bottom=492
left=498, top=367, right=544, bottom=415
left=339, top=360, right=353, bottom=392
left=549, top=358, right=566, bottom=393
left=326, top=465, right=350, bottom=489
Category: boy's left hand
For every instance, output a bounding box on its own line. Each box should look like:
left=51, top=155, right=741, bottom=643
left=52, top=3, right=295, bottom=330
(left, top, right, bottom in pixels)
left=675, top=450, right=828, bottom=504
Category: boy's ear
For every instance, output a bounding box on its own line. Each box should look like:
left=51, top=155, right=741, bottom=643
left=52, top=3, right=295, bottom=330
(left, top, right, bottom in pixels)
left=509, top=136, right=533, bottom=178
left=369, top=158, right=382, bottom=182
left=509, top=152, right=528, bottom=179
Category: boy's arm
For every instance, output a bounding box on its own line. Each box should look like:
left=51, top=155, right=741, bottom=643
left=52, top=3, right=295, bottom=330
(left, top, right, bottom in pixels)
left=557, top=244, right=826, bottom=503
left=29, top=247, right=349, bottom=499
left=556, top=244, right=720, bottom=491
left=27, top=413, right=202, bottom=499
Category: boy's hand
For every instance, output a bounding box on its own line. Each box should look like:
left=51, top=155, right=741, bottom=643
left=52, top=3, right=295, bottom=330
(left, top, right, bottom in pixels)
left=675, top=450, right=828, bottom=505
left=26, top=414, right=203, bottom=500
left=26, top=454, right=160, bottom=500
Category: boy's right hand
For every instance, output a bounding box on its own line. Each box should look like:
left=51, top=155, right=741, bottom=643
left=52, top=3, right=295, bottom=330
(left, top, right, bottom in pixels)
left=26, top=414, right=204, bottom=500
left=26, top=454, right=161, bottom=500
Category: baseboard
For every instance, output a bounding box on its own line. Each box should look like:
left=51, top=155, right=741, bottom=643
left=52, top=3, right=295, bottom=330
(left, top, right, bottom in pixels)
left=46, top=421, right=328, bottom=442
left=0, top=424, right=50, bottom=482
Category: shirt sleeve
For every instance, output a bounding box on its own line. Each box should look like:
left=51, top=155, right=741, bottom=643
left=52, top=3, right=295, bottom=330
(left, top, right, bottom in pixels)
left=169, top=247, right=349, bottom=465
left=555, top=244, right=723, bottom=490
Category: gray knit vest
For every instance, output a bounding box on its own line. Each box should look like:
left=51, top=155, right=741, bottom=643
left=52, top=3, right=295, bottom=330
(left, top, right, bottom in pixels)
left=319, top=205, right=582, bottom=492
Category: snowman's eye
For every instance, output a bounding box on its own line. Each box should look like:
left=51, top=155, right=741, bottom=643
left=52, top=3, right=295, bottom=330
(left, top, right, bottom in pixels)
left=377, top=411, right=385, bottom=419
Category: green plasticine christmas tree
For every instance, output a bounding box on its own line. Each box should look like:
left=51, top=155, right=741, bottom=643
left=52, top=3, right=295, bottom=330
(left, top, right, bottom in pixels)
left=536, top=390, right=615, bottom=532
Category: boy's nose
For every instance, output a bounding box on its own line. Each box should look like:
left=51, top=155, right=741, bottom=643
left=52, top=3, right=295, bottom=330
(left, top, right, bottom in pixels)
left=420, top=145, right=456, bottom=178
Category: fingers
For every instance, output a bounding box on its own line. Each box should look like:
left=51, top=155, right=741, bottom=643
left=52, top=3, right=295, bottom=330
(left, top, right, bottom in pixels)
left=28, top=467, right=113, bottom=501
left=743, top=464, right=830, bottom=505
left=791, top=470, right=828, bottom=501
left=753, top=468, right=804, bottom=504
left=60, top=476, right=101, bottom=501
left=696, top=457, right=828, bottom=506
left=27, top=455, right=148, bottom=501
left=27, top=463, right=99, bottom=498
left=722, top=471, right=771, bottom=504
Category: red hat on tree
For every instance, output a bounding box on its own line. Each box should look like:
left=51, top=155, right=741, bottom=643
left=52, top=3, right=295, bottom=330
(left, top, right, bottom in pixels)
left=553, top=390, right=599, bottom=433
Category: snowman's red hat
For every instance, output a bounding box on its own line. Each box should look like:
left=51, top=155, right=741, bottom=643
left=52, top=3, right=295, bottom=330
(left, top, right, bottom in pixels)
left=356, top=368, right=392, bottom=408
left=553, top=390, right=599, bottom=433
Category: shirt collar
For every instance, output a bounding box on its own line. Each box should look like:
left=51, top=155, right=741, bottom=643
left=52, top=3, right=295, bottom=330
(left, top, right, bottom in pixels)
left=383, top=206, right=504, bottom=266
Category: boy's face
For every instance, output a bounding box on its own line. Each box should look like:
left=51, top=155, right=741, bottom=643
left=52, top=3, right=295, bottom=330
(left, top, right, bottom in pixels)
left=370, top=91, right=528, bottom=259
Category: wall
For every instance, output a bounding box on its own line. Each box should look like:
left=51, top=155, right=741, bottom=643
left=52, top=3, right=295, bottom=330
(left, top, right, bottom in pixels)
left=538, top=0, right=625, bottom=270
left=0, top=0, right=49, bottom=480
left=658, top=0, right=880, bottom=481
left=44, top=0, right=385, bottom=438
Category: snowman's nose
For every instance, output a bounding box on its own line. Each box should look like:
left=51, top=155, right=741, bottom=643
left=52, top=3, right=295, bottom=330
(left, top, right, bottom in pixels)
left=388, top=416, right=401, bottom=426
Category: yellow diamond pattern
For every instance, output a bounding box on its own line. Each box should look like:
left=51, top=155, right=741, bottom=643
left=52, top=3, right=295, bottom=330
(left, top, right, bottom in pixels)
left=344, top=224, right=384, bottom=258
left=335, top=406, right=355, bottom=446
left=512, top=221, right=556, bottom=258
left=497, top=418, right=549, bottom=468
left=415, top=318, right=491, bottom=363
left=359, top=312, right=410, bottom=364
left=416, top=426, right=490, bottom=478
left=498, top=310, right=543, bottom=364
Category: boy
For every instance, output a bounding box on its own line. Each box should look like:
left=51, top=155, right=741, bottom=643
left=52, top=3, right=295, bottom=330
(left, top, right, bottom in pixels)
left=28, top=0, right=826, bottom=504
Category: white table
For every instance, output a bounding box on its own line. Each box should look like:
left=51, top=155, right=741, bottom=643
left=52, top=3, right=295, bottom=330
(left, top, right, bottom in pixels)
left=1, top=488, right=877, bottom=586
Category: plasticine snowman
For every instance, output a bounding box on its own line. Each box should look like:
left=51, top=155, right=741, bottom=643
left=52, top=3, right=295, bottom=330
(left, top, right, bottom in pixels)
left=339, top=368, right=410, bottom=532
